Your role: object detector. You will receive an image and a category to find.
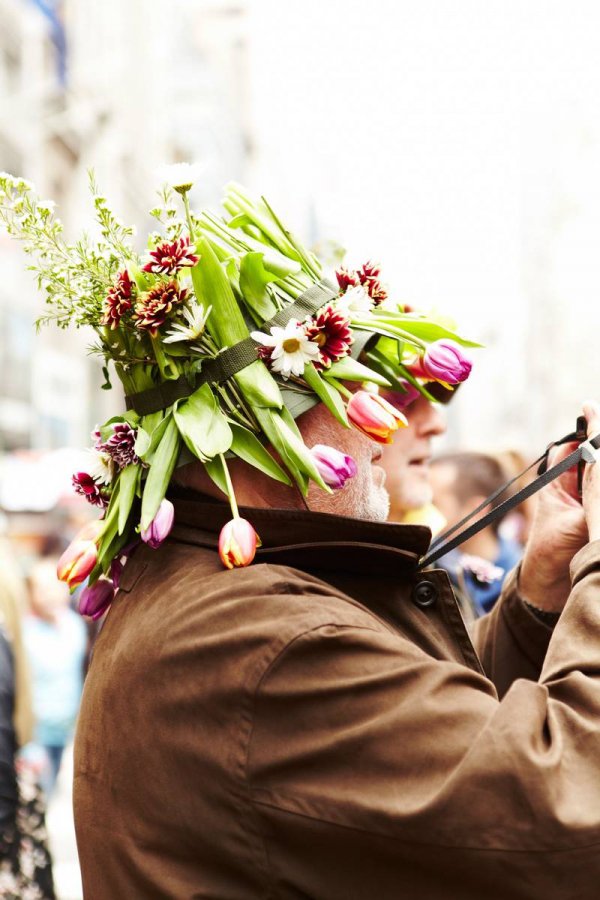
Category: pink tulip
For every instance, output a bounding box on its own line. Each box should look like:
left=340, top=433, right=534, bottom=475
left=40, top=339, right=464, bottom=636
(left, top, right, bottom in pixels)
left=79, top=577, right=114, bottom=621
left=218, top=518, right=260, bottom=569
left=57, top=540, right=98, bottom=589
left=384, top=383, right=421, bottom=410
left=347, top=391, right=408, bottom=444
left=422, top=340, right=472, bottom=385
left=310, top=444, right=357, bottom=489
left=141, top=499, right=175, bottom=549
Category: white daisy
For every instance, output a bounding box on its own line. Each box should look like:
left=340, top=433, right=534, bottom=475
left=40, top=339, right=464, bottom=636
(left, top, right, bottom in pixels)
left=251, top=318, right=320, bottom=379
left=163, top=303, right=212, bottom=344
left=86, top=449, right=114, bottom=485
left=336, top=284, right=373, bottom=314
left=156, top=162, right=203, bottom=194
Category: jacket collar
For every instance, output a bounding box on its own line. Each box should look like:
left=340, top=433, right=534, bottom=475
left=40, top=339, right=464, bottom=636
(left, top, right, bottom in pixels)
left=168, top=490, right=432, bottom=577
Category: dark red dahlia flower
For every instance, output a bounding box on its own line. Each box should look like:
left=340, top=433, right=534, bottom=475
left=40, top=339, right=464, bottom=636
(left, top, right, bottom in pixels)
left=335, top=267, right=360, bottom=292
left=142, top=236, right=199, bottom=275
left=134, top=281, right=188, bottom=335
left=101, top=422, right=140, bottom=469
left=101, top=270, right=135, bottom=329
left=305, top=305, right=353, bottom=370
left=72, top=472, right=109, bottom=509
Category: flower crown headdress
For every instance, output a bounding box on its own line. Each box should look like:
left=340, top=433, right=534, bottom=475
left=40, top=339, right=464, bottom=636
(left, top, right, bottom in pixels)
left=0, top=165, right=478, bottom=620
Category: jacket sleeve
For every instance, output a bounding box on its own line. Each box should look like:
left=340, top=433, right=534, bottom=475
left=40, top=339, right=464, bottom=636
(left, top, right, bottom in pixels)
left=471, top=563, right=555, bottom=697
left=247, top=544, right=600, bottom=896
left=0, top=629, right=17, bottom=849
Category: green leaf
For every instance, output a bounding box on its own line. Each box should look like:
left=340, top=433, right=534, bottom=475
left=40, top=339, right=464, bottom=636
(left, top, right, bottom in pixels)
left=302, top=363, right=348, bottom=427
left=203, top=456, right=228, bottom=494
left=134, top=427, right=151, bottom=458
left=101, top=365, right=112, bottom=390
left=118, top=464, right=140, bottom=535
left=173, top=383, right=232, bottom=461
left=141, top=416, right=181, bottom=529
left=371, top=314, right=482, bottom=349
left=229, top=422, right=291, bottom=485
left=239, top=251, right=278, bottom=321
left=326, top=355, right=391, bottom=387
left=270, top=409, right=329, bottom=493
left=140, top=413, right=171, bottom=463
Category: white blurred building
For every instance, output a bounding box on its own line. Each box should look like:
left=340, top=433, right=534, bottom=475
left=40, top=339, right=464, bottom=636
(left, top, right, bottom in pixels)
left=0, top=0, right=251, bottom=458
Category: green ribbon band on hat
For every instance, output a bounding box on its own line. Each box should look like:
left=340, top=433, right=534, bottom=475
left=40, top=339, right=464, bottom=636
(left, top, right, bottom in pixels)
left=125, top=278, right=339, bottom=416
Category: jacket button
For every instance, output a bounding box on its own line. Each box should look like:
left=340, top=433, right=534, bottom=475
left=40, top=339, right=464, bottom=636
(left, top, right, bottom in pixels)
left=412, top=579, right=439, bottom=608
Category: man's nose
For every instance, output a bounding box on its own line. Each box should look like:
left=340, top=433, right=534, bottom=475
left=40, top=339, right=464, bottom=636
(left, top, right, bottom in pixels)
left=419, top=402, right=446, bottom=437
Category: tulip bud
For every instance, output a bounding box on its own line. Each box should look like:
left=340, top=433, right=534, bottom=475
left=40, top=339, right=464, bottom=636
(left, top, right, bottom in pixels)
left=141, top=498, right=175, bottom=549
left=347, top=391, right=408, bottom=444
left=218, top=518, right=260, bottom=569
left=57, top=535, right=99, bottom=589
left=79, top=577, right=114, bottom=621
left=422, top=340, right=472, bottom=385
left=310, top=444, right=358, bottom=489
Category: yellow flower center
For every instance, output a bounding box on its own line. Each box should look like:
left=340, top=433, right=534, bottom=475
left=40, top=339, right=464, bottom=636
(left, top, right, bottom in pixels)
left=282, top=337, right=301, bottom=353
left=315, top=332, right=327, bottom=347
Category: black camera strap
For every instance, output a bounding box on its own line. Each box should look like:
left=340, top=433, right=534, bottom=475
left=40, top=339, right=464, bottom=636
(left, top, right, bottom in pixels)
left=419, top=417, right=600, bottom=570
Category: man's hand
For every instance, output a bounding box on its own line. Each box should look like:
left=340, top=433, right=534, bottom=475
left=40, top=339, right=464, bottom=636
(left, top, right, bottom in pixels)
left=519, top=401, right=600, bottom=613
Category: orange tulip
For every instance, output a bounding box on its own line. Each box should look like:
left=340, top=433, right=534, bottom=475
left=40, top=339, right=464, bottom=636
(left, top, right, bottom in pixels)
left=218, top=518, right=260, bottom=569
left=347, top=391, right=408, bottom=443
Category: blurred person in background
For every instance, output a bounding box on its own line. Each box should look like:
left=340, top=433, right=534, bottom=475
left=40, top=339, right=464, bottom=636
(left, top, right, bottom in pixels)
left=0, top=520, right=55, bottom=898
left=495, top=448, right=536, bottom=549
left=24, top=556, right=87, bottom=797
left=429, top=452, right=523, bottom=618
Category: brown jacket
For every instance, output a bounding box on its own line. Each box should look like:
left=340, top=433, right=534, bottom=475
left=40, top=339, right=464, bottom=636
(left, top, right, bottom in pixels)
left=74, top=496, right=600, bottom=899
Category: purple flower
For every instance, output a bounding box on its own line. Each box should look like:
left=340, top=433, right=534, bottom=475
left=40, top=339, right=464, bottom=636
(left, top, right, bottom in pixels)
left=422, top=340, right=472, bottom=385
left=79, top=577, right=114, bottom=621
left=101, top=422, right=140, bottom=469
left=310, top=444, right=358, bottom=489
left=141, top=499, right=175, bottom=549
left=72, top=472, right=109, bottom=508
left=383, top=383, right=421, bottom=410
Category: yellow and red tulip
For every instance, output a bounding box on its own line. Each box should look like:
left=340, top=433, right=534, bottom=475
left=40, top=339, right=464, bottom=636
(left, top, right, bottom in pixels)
left=347, top=391, right=408, bottom=444
left=57, top=520, right=103, bottom=589
left=218, top=517, right=260, bottom=569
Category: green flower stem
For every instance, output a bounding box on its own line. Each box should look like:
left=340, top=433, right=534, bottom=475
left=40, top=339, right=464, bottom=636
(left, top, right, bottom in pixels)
left=182, top=192, right=196, bottom=239
left=330, top=379, right=353, bottom=400
left=219, top=453, right=239, bottom=519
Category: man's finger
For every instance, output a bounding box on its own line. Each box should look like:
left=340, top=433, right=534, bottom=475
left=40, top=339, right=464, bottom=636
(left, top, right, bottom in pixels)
left=583, top=400, right=600, bottom=439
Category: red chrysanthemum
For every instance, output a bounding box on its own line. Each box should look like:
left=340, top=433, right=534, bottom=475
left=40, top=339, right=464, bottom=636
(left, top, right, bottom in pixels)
left=335, top=266, right=360, bottom=292
left=100, top=422, right=140, bottom=469
left=72, top=472, right=109, bottom=509
left=142, top=236, right=199, bottom=275
left=359, top=260, right=382, bottom=282
left=101, top=270, right=135, bottom=329
left=357, top=261, right=388, bottom=305
left=134, top=280, right=188, bottom=336
left=363, top=276, right=388, bottom=305
left=305, top=305, right=353, bottom=370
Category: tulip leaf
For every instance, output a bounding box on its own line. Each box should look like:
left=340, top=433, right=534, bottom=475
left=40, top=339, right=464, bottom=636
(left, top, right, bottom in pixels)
left=173, top=384, right=232, bottom=462
left=140, top=413, right=171, bottom=463
left=203, top=456, right=228, bottom=495
left=134, top=427, right=151, bottom=459
left=253, top=406, right=308, bottom=493
left=239, top=251, right=279, bottom=322
left=302, top=364, right=348, bottom=427
left=229, top=423, right=291, bottom=485
left=371, top=314, right=482, bottom=349
left=270, top=409, right=329, bottom=493
left=141, top=416, right=181, bottom=530
left=118, top=464, right=140, bottom=535
left=326, top=356, right=391, bottom=387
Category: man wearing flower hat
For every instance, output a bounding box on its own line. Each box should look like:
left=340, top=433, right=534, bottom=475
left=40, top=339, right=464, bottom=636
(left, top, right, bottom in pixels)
left=4, top=171, right=600, bottom=898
